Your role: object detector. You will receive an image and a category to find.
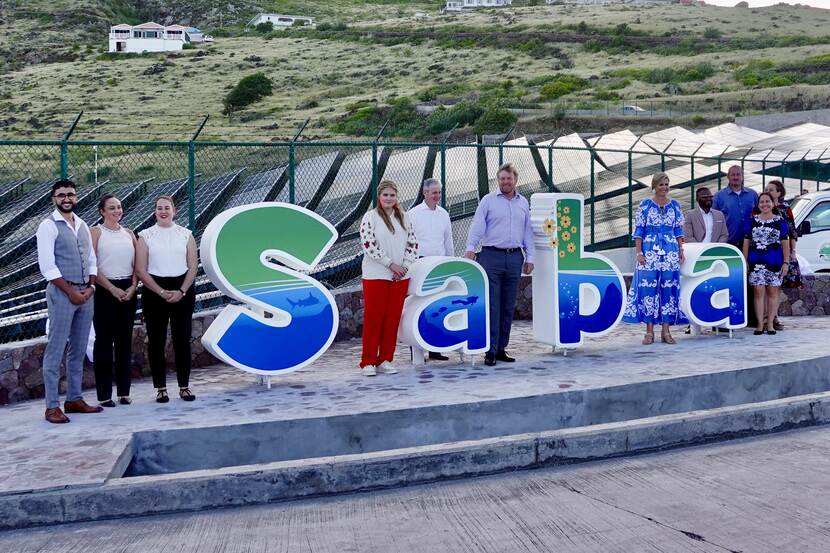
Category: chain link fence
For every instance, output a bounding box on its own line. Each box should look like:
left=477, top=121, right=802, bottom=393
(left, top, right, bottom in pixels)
left=1, top=134, right=828, bottom=343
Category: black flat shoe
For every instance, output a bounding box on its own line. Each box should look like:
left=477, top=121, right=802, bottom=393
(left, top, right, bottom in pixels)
left=753, top=330, right=764, bottom=335
left=119, top=397, right=131, bottom=405
left=99, top=399, right=116, bottom=408
left=179, top=387, right=196, bottom=401
left=766, top=330, right=777, bottom=335
left=484, top=353, right=496, bottom=366
left=428, top=352, right=450, bottom=361
left=495, top=351, right=515, bottom=362
left=156, top=388, right=169, bottom=403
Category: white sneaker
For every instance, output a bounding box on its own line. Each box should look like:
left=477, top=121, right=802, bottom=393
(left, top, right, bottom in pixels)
left=377, top=361, right=398, bottom=374
left=361, top=365, right=377, bottom=377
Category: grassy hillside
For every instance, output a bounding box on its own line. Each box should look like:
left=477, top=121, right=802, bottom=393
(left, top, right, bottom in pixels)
left=1, top=1, right=830, bottom=140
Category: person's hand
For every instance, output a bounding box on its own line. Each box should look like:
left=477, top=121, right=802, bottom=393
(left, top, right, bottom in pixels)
left=166, top=289, right=184, bottom=303
left=679, top=249, right=685, bottom=264
left=522, top=262, right=534, bottom=275
left=389, top=263, right=407, bottom=281
left=463, top=251, right=477, bottom=261
left=636, top=252, right=646, bottom=267
left=68, top=289, right=86, bottom=305
left=123, top=285, right=136, bottom=301
left=780, top=264, right=790, bottom=277
left=110, top=286, right=126, bottom=301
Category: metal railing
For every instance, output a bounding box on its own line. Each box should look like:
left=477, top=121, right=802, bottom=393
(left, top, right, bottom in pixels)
left=1, top=118, right=828, bottom=342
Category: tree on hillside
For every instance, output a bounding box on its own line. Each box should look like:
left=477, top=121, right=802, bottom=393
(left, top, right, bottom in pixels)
left=255, top=21, right=274, bottom=34
left=735, top=1, right=749, bottom=6
left=223, top=73, right=274, bottom=118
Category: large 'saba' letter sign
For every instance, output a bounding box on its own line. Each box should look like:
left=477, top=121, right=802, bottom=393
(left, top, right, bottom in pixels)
left=200, top=203, right=339, bottom=375
left=399, top=257, right=490, bottom=357
left=530, top=193, right=626, bottom=349
left=680, top=242, right=747, bottom=329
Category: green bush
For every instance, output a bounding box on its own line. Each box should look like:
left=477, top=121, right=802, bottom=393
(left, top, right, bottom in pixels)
left=540, top=75, right=587, bottom=100
left=703, top=27, right=723, bottom=39
left=593, top=88, right=619, bottom=101
left=472, top=106, right=516, bottom=135
left=223, top=72, right=274, bottom=116
left=255, top=22, right=274, bottom=34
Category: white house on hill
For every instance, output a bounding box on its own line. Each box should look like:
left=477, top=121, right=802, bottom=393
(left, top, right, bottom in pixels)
left=444, top=0, right=512, bottom=11
left=108, top=22, right=203, bottom=53
left=247, top=14, right=315, bottom=28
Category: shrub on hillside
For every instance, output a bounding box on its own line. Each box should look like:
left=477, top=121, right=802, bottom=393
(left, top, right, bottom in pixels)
left=472, top=106, right=516, bottom=135
left=255, top=22, right=274, bottom=34
left=223, top=73, right=273, bottom=116
left=540, top=75, right=587, bottom=100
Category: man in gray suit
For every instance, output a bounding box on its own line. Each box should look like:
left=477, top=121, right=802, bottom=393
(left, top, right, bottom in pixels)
left=684, top=187, right=728, bottom=244
left=683, top=186, right=728, bottom=335
left=36, top=179, right=103, bottom=423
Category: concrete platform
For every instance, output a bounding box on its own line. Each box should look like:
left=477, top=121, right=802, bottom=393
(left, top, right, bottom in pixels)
left=1, top=318, right=830, bottom=530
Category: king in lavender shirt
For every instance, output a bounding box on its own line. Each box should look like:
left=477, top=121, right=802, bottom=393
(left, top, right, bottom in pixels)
left=465, top=191, right=536, bottom=262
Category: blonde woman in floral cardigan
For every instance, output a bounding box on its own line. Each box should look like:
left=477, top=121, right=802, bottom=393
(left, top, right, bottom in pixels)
left=359, top=180, right=418, bottom=376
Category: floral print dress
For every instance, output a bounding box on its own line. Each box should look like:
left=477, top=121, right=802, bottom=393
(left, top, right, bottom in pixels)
left=744, top=214, right=789, bottom=287
left=623, top=198, right=687, bottom=325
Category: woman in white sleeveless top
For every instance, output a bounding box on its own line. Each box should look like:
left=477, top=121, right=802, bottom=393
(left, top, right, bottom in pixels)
left=136, top=195, right=198, bottom=403
left=91, top=193, right=138, bottom=407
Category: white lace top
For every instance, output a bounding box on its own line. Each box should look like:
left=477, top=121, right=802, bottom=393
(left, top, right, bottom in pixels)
left=138, top=223, right=191, bottom=277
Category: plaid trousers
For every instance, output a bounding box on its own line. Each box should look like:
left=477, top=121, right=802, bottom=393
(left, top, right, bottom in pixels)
left=43, top=283, right=94, bottom=408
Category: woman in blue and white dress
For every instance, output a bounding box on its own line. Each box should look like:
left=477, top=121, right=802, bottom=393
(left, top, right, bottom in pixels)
left=623, top=172, right=687, bottom=345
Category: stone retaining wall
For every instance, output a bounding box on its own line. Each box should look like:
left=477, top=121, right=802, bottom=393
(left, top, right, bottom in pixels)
left=2, top=276, right=828, bottom=405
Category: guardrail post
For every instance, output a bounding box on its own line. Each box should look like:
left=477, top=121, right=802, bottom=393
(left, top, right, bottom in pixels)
left=60, top=112, right=82, bottom=180
left=717, top=156, right=722, bottom=190
left=817, top=149, right=828, bottom=192
left=188, top=115, right=209, bottom=231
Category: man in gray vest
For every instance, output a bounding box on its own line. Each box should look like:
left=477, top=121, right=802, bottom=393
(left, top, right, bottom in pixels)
left=36, top=179, right=103, bottom=423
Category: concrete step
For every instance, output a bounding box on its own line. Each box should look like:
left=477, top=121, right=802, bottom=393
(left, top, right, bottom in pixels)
left=2, top=387, right=829, bottom=531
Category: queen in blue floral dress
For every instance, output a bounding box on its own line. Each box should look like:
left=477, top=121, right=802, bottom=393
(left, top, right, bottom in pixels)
left=623, top=172, right=687, bottom=344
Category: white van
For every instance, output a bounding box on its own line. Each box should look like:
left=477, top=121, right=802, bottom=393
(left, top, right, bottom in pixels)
left=790, top=191, right=830, bottom=273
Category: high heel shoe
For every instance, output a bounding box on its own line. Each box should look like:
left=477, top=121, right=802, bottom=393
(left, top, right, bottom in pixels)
left=642, top=332, right=655, bottom=345
left=661, top=332, right=676, bottom=344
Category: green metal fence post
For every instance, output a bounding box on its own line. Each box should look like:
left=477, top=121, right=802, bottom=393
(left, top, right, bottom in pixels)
left=717, top=156, right=723, bottom=190
left=689, top=145, right=703, bottom=208
left=547, top=143, right=554, bottom=192
left=187, top=115, right=209, bottom=232
left=60, top=112, right=83, bottom=180
left=660, top=139, right=675, bottom=172
left=589, top=149, right=595, bottom=246
left=627, top=150, right=633, bottom=245
left=371, top=121, right=389, bottom=209
left=288, top=119, right=309, bottom=205
left=817, top=148, right=828, bottom=192
left=498, top=125, right=514, bottom=167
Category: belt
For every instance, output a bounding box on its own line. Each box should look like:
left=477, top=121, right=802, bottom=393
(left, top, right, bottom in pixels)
left=482, top=245, right=522, bottom=254
left=65, top=280, right=89, bottom=287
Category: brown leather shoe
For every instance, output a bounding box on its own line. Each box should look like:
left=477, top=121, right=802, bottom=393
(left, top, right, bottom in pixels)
left=45, top=407, right=70, bottom=424
left=64, top=399, right=104, bottom=414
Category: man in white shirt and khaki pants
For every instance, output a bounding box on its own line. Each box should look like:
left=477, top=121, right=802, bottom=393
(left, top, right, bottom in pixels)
left=408, top=178, right=454, bottom=361
left=683, top=186, right=729, bottom=335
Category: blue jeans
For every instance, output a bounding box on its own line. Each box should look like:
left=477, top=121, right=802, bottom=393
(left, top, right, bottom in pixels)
left=477, top=247, right=523, bottom=354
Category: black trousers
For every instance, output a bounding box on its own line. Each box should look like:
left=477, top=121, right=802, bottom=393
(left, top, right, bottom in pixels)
left=477, top=247, right=523, bottom=354
left=142, top=274, right=195, bottom=389
left=93, top=278, right=137, bottom=401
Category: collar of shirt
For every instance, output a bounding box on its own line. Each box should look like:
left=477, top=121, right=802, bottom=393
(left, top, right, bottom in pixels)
left=496, top=190, right=522, bottom=201
left=51, top=209, right=78, bottom=225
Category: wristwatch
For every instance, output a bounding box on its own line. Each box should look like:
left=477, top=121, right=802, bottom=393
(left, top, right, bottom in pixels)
left=178, top=288, right=186, bottom=294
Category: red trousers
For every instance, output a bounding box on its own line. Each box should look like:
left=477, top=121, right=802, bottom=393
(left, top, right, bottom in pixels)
left=361, top=278, right=409, bottom=368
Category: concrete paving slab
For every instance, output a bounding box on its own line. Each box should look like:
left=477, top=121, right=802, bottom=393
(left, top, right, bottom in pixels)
left=0, top=318, right=829, bottom=500
left=3, top=426, right=830, bottom=552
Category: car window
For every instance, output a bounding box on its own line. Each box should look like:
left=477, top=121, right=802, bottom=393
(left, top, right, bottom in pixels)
left=806, top=201, right=830, bottom=232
